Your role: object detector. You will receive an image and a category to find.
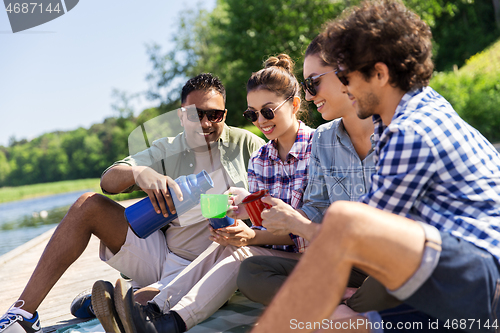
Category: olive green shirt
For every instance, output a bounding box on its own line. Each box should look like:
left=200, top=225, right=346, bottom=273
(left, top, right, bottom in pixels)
left=103, top=124, right=265, bottom=260
left=103, top=124, right=264, bottom=192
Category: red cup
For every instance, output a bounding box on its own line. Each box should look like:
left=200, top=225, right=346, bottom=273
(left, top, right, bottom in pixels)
left=242, top=190, right=271, bottom=227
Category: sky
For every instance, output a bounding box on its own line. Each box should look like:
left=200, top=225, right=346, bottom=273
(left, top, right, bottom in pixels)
left=0, top=0, right=216, bottom=147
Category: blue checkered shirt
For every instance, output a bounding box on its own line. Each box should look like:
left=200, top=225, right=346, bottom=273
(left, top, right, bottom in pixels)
left=248, top=121, right=315, bottom=253
left=361, top=87, right=500, bottom=261
left=301, top=119, right=376, bottom=224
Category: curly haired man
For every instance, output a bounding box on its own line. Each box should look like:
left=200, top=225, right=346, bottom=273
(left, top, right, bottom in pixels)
left=252, top=1, right=500, bottom=332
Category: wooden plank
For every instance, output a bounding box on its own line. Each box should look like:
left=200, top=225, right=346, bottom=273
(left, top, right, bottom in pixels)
left=0, top=198, right=141, bottom=332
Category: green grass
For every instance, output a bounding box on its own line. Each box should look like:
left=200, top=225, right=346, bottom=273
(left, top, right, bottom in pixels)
left=0, top=178, right=146, bottom=204
left=0, top=179, right=101, bottom=203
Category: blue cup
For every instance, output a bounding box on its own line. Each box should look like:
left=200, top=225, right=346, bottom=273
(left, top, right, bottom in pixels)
left=125, top=170, right=214, bottom=238
left=209, top=216, right=235, bottom=229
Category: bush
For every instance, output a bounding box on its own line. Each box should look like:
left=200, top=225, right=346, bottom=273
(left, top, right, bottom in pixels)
left=430, top=40, right=500, bottom=142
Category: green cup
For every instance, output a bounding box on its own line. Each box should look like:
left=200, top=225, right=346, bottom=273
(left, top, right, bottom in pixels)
left=200, top=194, right=230, bottom=219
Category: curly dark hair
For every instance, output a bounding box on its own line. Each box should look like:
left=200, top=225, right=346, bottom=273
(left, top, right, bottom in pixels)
left=322, top=0, right=434, bottom=91
left=181, top=73, right=226, bottom=104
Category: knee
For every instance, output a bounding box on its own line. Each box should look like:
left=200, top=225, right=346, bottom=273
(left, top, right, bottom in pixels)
left=237, top=257, right=260, bottom=290
left=75, top=192, right=107, bottom=208
left=237, top=257, right=266, bottom=300
left=71, top=192, right=110, bottom=218
left=322, top=201, right=366, bottom=240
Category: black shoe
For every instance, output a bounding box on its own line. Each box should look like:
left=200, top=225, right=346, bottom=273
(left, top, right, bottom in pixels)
left=92, top=280, right=125, bottom=333
left=114, top=278, right=180, bottom=333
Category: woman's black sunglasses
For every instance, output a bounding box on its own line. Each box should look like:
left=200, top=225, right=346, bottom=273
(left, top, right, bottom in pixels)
left=181, top=106, right=226, bottom=123
left=300, top=70, right=335, bottom=96
left=243, top=95, right=293, bottom=122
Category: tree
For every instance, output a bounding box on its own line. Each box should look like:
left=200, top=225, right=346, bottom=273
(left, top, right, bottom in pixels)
left=111, top=89, right=139, bottom=120
left=431, top=0, right=500, bottom=70
left=493, top=0, right=500, bottom=29
left=0, top=150, right=11, bottom=185
left=2, top=0, right=499, bottom=187
left=37, top=133, right=69, bottom=182
left=144, top=0, right=499, bottom=128
left=146, top=0, right=346, bottom=128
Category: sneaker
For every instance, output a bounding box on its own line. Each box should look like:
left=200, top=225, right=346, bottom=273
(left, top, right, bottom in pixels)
left=70, top=289, right=95, bottom=319
left=0, top=301, right=42, bottom=333
left=114, top=278, right=179, bottom=333
left=92, top=280, right=124, bottom=333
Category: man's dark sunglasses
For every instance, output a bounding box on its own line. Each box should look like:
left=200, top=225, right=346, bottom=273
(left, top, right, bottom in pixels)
left=243, top=95, right=293, bottom=122
left=182, top=107, right=226, bottom=123
left=336, top=62, right=374, bottom=86
left=300, top=70, right=335, bottom=96
left=335, top=69, right=351, bottom=86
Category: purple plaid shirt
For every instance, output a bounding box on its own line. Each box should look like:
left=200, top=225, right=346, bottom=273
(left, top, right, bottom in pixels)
left=248, top=121, right=315, bottom=253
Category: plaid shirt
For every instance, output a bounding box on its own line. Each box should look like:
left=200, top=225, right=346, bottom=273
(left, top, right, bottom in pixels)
left=361, top=87, right=500, bottom=261
left=248, top=121, right=315, bottom=253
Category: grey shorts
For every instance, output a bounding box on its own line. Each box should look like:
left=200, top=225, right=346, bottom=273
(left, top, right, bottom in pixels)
left=100, top=227, right=191, bottom=289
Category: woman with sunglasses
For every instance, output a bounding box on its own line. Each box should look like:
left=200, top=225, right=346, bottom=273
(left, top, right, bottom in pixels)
left=215, top=53, right=316, bottom=252
left=114, top=54, right=315, bottom=333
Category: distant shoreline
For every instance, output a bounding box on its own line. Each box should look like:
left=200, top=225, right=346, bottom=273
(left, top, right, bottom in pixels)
left=0, top=178, right=145, bottom=204
left=2, top=142, right=498, bottom=204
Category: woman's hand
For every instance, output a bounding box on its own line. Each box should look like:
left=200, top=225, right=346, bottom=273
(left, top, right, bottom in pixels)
left=208, top=219, right=256, bottom=247
left=260, top=196, right=303, bottom=236
left=132, top=166, right=183, bottom=216
left=224, top=187, right=251, bottom=220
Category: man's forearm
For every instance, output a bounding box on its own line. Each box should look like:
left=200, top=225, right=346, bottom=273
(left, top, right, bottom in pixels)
left=100, top=165, right=138, bottom=194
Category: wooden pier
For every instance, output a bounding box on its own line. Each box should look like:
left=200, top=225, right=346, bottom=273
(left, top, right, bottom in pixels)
left=0, top=199, right=141, bottom=332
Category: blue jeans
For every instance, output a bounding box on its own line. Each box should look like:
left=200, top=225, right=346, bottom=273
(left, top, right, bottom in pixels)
left=366, top=231, right=500, bottom=333
left=365, top=304, right=452, bottom=332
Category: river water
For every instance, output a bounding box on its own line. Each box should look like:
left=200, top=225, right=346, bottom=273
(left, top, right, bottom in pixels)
left=0, top=191, right=90, bottom=256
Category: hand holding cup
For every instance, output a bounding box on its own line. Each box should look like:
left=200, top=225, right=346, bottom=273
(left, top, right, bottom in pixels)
left=224, top=187, right=251, bottom=220
left=241, top=190, right=271, bottom=227
left=260, top=196, right=300, bottom=236
left=208, top=220, right=256, bottom=247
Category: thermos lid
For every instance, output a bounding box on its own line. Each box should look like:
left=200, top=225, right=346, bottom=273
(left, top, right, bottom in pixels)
left=195, top=170, right=214, bottom=193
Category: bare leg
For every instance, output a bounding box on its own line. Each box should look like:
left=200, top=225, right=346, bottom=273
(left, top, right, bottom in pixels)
left=18, top=192, right=129, bottom=313
left=251, top=201, right=426, bottom=333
